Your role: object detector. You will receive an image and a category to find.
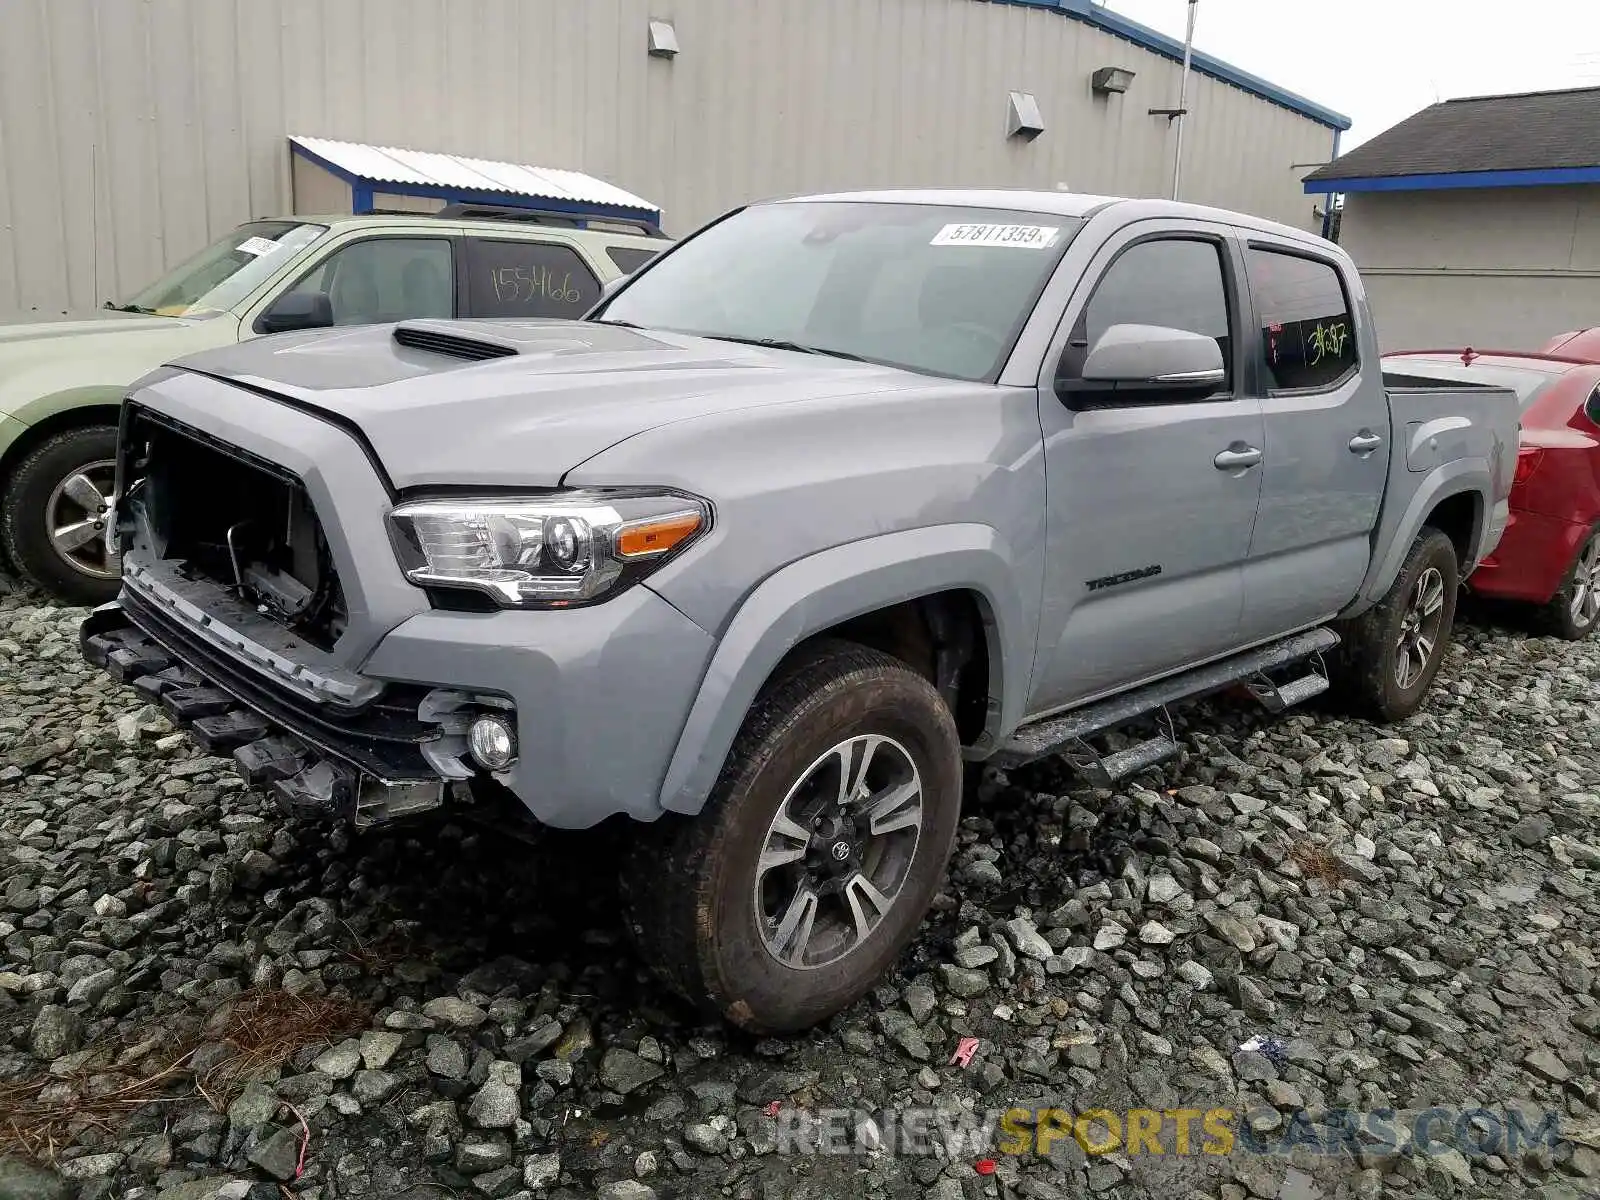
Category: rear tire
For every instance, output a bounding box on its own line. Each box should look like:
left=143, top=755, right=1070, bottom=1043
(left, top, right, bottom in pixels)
left=1538, top=524, right=1600, bottom=641
left=1330, top=527, right=1459, bottom=723
left=1, top=426, right=121, bottom=606
left=622, top=641, right=962, bottom=1033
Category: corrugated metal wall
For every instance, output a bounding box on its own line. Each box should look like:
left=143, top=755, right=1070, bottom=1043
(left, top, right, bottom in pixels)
left=1341, top=187, right=1600, bottom=350
left=0, top=0, right=1338, bottom=318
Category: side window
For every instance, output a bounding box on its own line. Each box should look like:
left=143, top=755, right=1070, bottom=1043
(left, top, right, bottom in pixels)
left=606, top=246, right=660, bottom=275
left=1586, top=384, right=1600, bottom=427
left=465, top=239, right=601, bottom=318
left=1070, top=238, right=1233, bottom=392
left=283, top=238, right=453, bottom=325
left=1247, top=248, right=1357, bottom=391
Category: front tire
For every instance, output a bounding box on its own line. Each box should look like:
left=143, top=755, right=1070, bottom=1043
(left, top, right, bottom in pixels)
left=623, top=641, right=962, bottom=1033
left=1330, top=527, right=1459, bottom=723
left=1539, top=523, right=1600, bottom=641
left=1, top=426, right=121, bottom=605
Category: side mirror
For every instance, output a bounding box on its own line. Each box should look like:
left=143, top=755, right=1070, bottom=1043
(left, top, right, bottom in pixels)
left=1080, top=323, right=1225, bottom=389
left=258, top=291, right=334, bottom=335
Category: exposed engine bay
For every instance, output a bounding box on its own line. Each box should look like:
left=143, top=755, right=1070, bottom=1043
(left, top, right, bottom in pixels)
left=118, top=407, right=348, bottom=650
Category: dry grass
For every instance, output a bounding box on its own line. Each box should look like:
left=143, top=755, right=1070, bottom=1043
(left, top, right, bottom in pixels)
left=1290, top=841, right=1344, bottom=886
left=0, top=987, right=368, bottom=1164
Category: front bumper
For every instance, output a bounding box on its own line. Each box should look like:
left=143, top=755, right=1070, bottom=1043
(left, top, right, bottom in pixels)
left=82, top=597, right=449, bottom=827
left=83, top=576, right=716, bottom=829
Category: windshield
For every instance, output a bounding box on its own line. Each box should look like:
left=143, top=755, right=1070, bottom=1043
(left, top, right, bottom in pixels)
left=120, top=221, right=327, bottom=318
left=597, top=201, right=1083, bottom=381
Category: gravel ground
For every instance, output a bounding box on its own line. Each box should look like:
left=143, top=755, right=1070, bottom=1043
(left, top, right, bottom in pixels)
left=2, top=579, right=1599, bottom=1200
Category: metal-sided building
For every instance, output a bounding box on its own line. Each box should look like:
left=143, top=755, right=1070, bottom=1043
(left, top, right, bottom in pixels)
left=0, top=0, right=1349, bottom=319
left=1303, top=86, right=1600, bottom=353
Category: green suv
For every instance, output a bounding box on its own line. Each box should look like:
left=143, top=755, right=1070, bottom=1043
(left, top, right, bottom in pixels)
left=0, top=205, right=667, bottom=603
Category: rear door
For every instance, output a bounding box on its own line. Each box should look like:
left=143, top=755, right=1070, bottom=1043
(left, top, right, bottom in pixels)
left=1028, top=221, right=1265, bottom=713
left=461, top=236, right=603, bottom=320
left=1237, top=242, right=1387, bottom=638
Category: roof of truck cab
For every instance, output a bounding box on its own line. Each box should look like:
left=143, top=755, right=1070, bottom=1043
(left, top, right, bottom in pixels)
left=779, top=189, right=1329, bottom=244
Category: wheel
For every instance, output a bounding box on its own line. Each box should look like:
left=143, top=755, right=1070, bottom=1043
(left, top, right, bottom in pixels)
left=622, top=641, right=962, bottom=1033
left=1329, top=527, right=1459, bottom=723
left=0, top=427, right=121, bottom=605
left=1538, top=523, right=1600, bottom=641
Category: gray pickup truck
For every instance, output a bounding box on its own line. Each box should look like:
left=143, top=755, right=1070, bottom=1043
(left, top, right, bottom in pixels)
left=82, top=189, right=1518, bottom=1032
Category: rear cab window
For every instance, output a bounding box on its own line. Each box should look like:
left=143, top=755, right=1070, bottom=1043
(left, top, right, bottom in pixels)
left=1247, top=248, right=1357, bottom=391
left=464, top=238, right=601, bottom=319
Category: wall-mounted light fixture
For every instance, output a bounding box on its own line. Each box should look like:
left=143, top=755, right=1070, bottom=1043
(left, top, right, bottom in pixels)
left=648, top=19, right=679, bottom=58
left=1091, top=66, right=1135, bottom=95
left=1007, top=91, right=1045, bottom=141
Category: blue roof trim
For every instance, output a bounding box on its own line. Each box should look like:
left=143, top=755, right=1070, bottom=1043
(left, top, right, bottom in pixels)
left=993, top=0, right=1351, bottom=131
left=1303, top=165, right=1600, bottom=194
left=288, top=140, right=662, bottom=223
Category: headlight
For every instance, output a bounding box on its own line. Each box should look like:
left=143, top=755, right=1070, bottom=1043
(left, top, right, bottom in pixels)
left=388, top=489, right=710, bottom=608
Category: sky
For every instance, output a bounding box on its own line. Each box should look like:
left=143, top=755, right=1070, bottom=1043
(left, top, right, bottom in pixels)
left=1105, top=0, right=1600, bottom=150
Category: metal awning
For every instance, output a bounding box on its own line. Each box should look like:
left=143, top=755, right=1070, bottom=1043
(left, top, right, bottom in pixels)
left=289, top=135, right=661, bottom=224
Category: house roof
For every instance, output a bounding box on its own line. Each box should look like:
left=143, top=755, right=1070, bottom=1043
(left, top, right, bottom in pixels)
left=288, top=136, right=661, bottom=220
left=1302, top=86, right=1600, bottom=194
left=1000, top=0, right=1350, bottom=130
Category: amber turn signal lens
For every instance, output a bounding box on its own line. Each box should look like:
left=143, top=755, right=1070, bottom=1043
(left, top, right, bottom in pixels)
left=616, top=512, right=703, bottom=558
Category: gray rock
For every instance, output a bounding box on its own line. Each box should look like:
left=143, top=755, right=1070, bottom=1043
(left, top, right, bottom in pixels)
left=226, top=1082, right=280, bottom=1133
left=598, top=1048, right=665, bottom=1094
left=1139, top=920, right=1175, bottom=946
left=65, top=968, right=117, bottom=1008
left=351, top=1069, right=401, bottom=1104
left=683, top=1122, right=728, bottom=1154
left=468, top=1081, right=521, bottom=1128
left=939, top=963, right=990, bottom=997
left=904, top=983, right=937, bottom=1022
left=954, top=944, right=999, bottom=969
left=1509, top=813, right=1555, bottom=848
left=1524, top=1047, right=1570, bottom=1083
left=597, top=1182, right=658, bottom=1200
left=29, top=1005, right=83, bottom=1058
left=456, top=1143, right=515, bottom=1174
left=422, top=995, right=489, bottom=1029
left=151, top=1180, right=252, bottom=1200
left=470, top=1165, right=523, bottom=1198
left=54, top=1154, right=121, bottom=1181
left=1005, top=916, right=1054, bottom=961
left=427, top=1036, right=470, bottom=1079
left=0, top=1156, right=68, bottom=1200
left=246, top=1126, right=303, bottom=1181
left=360, top=1030, right=404, bottom=1070
left=523, top=1152, right=561, bottom=1189
left=313, top=1038, right=363, bottom=1079
left=1093, top=924, right=1127, bottom=951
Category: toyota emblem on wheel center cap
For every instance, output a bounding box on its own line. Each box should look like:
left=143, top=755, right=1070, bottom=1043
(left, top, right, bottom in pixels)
left=830, top=840, right=851, bottom=862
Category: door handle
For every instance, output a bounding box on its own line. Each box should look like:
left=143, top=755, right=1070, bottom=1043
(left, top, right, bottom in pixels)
left=1349, top=431, right=1383, bottom=455
left=1214, top=444, right=1262, bottom=471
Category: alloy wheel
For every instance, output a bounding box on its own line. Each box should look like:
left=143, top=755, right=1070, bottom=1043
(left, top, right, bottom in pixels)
left=1394, top=566, right=1446, bottom=690
left=753, top=733, right=924, bottom=971
left=1569, top=535, right=1600, bottom=626
left=46, top=459, right=119, bottom=580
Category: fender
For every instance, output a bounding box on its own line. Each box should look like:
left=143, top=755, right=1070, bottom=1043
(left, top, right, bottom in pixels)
left=1349, top=458, right=1490, bottom=613
left=655, top=523, right=1032, bottom=816
left=0, top=385, right=126, bottom=464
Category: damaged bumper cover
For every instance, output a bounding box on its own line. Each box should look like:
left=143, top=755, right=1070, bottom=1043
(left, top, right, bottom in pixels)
left=82, top=595, right=449, bottom=827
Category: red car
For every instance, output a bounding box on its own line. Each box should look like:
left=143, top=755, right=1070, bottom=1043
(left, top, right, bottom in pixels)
left=1385, top=349, right=1600, bottom=639
left=1545, top=328, right=1600, bottom=361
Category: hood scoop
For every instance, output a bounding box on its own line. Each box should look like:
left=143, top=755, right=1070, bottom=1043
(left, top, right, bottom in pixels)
left=392, top=320, right=521, bottom=362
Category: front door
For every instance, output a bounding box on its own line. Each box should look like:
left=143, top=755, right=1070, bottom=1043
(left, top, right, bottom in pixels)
left=1237, top=242, right=1388, bottom=638
left=1029, top=224, right=1265, bottom=713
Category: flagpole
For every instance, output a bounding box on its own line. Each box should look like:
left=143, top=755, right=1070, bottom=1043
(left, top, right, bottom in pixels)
left=1171, top=0, right=1199, bottom=200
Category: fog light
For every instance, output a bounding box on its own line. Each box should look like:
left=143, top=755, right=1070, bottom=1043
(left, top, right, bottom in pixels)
left=468, top=714, right=517, bottom=771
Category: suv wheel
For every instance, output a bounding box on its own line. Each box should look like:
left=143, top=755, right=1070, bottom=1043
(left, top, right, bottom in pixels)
left=624, top=641, right=962, bottom=1032
left=1, top=427, right=121, bottom=605
left=1330, top=527, right=1458, bottom=722
left=1541, top=524, right=1600, bottom=641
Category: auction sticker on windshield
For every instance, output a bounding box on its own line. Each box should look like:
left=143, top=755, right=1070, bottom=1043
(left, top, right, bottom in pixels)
left=235, top=236, right=280, bottom=257
left=930, top=223, right=1060, bottom=249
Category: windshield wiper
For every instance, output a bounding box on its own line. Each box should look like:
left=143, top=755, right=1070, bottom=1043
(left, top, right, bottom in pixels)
left=105, top=302, right=157, bottom=314
left=699, top=333, right=869, bottom=362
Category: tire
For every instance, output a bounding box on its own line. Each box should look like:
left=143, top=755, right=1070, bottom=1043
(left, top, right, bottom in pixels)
left=1538, top=523, right=1600, bottom=641
left=1329, top=527, right=1459, bottom=723
left=0, top=426, right=121, bottom=606
left=622, top=640, right=963, bottom=1033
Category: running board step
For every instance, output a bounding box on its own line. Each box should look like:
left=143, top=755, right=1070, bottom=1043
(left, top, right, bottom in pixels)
left=995, top=627, right=1340, bottom=769
left=1246, top=665, right=1329, bottom=713
left=1081, top=733, right=1180, bottom=788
